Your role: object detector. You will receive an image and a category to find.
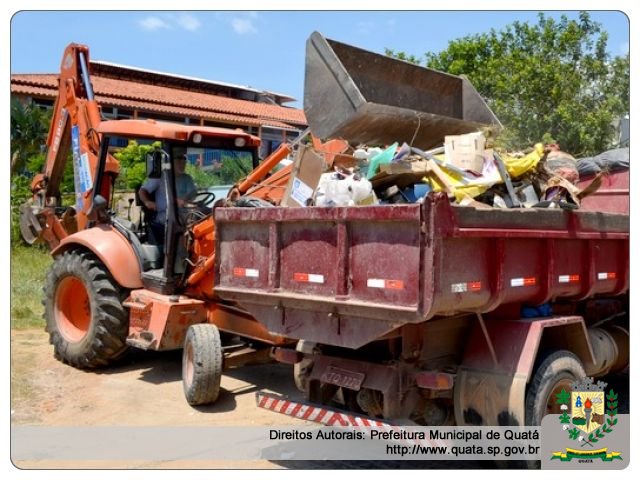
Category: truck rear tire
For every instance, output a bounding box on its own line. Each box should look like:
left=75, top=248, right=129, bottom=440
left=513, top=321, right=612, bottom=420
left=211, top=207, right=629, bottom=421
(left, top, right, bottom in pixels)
left=44, top=250, right=129, bottom=369
left=525, top=350, right=586, bottom=426
left=182, top=324, right=223, bottom=406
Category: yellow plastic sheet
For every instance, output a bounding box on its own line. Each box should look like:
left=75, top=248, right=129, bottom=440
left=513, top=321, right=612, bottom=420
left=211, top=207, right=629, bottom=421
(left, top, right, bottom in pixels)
left=502, top=143, right=545, bottom=178
left=426, top=154, right=500, bottom=202
left=427, top=143, right=545, bottom=202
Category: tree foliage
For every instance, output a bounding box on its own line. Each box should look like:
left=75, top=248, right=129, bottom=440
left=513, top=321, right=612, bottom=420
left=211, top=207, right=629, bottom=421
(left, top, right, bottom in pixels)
left=218, top=153, right=253, bottom=184
left=383, top=48, right=423, bottom=66
left=186, top=153, right=253, bottom=188
left=186, top=164, right=220, bottom=189
left=387, top=12, right=629, bottom=156
left=10, top=99, right=51, bottom=175
left=113, top=140, right=161, bottom=190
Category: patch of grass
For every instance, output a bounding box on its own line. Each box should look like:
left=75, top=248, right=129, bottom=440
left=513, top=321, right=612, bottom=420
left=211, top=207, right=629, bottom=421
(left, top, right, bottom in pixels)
left=11, top=245, right=52, bottom=329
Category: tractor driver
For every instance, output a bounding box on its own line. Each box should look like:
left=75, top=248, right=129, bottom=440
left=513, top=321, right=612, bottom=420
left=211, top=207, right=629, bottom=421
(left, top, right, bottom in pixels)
left=139, top=154, right=197, bottom=245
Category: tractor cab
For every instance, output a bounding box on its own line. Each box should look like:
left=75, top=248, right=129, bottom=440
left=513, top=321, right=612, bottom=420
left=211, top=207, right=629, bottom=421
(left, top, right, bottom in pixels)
left=95, top=119, right=261, bottom=294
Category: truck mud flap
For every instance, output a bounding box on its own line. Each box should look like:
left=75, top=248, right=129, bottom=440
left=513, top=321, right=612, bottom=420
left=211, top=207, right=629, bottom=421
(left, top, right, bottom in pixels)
left=257, top=391, right=389, bottom=427
left=454, top=368, right=527, bottom=427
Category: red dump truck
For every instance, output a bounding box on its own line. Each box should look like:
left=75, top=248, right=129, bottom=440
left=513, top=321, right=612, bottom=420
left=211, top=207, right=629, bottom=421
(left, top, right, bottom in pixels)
left=212, top=32, right=629, bottom=428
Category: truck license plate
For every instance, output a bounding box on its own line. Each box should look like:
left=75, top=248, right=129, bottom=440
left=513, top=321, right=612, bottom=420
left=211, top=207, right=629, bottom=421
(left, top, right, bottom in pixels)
left=320, top=366, right=365, bottom=390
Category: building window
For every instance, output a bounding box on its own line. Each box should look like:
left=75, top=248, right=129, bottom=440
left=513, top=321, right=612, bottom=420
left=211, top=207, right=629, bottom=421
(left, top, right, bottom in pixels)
left=204, top=120, right=229, bottom=128
left=32, top=98, right=54, bottom=110
left=101, top=106, right=116, bottom=119
left=116, top=109, right=134, bottom=120
left=137, top=111, right=185, bottom=123
left=108, top=137, right=129, bottom=148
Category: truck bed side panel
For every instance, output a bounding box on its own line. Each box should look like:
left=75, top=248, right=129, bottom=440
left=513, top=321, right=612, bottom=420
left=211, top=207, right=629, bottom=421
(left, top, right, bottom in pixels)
left=214, top=194, right=628, bottom=348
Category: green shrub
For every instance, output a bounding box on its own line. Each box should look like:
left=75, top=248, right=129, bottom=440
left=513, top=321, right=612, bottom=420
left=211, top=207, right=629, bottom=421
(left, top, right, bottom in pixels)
left=11, top=245, right=52, bottom=328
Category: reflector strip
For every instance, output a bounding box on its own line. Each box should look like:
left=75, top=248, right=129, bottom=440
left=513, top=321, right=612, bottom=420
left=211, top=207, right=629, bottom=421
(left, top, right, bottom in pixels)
left=558, top=274, right=580, bottom=283
left=367, top=278, right=404, bottom=290
left=233, top=267, right=259, bottom=278
left=510, top=277, right=537, bottom=287
left=597, top=272, right=617, bottom=280
left=294, top=273, right=325, bottom=284
left=451, top=281, right=482, bottom=293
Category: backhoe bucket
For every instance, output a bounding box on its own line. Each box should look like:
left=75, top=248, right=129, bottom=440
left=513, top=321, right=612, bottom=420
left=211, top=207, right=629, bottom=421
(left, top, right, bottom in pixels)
left=304, top=31, right=501, bottom=149
left=19, top=203, right=43, bottom=245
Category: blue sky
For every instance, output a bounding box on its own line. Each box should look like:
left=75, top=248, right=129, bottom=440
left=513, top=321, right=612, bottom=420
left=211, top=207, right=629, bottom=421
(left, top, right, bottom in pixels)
left=10, top=11, right=629, bottom=107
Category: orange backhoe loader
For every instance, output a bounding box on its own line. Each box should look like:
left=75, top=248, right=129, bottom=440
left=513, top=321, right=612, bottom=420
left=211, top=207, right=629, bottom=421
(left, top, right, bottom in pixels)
left=18, top=43, right=335, bottom=405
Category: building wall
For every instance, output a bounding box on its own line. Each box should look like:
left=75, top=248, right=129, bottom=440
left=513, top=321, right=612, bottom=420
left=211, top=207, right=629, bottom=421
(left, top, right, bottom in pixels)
left=12, top=90, right=303, bottom=159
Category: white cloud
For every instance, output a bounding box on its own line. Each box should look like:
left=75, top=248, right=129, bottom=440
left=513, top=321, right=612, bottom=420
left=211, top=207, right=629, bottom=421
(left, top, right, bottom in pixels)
left=356, top=21, right=375, bottom=35
left=216, top=12, right=261, bottom=35
left=231, top=17, right=257, bottom=35
left=138, top=14, right=203, bottom=33
left=139, top=16, right=171, bottom=31
left=177, top=14, right=201, bottom=32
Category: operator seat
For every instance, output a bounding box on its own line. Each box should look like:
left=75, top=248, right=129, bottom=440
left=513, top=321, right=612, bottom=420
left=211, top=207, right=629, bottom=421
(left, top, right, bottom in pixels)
left=134, top=185, right=164, bottom=269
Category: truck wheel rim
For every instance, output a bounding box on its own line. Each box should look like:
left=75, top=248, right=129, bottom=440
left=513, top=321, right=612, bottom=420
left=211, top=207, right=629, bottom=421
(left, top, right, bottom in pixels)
left=184, top=342, right=194, bottom=389
left=546, top=378, right=573, bottom=415
left=55, top=276, right=91, bottom=342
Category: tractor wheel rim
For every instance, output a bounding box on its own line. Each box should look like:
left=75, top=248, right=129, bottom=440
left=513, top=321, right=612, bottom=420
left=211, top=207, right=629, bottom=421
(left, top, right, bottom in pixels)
left=184, top=342, right=194, bottom=389
left=55, top=276, right=91, bottom=343
left=546, top=378, right=574, bottom=415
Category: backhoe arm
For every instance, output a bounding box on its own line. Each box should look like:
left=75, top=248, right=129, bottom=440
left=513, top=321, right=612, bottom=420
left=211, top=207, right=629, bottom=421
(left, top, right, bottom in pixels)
left=229, top=128, right=349, bottom=205
left=21, top=43, right=119, bottom=248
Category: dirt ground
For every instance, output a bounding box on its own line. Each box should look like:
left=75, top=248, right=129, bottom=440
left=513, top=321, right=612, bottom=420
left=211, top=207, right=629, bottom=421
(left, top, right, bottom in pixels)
left=18, top=328, right=621, bottom=471
left=11, top=328, right=318, bottom=468
left=13, top=329, right=495, bottom=470
left=10, top=329, right=307, bottom=427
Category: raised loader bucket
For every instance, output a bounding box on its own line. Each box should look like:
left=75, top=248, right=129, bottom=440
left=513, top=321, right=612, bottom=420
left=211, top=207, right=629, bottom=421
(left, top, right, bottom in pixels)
left=304, top=31, right=501, bottom=149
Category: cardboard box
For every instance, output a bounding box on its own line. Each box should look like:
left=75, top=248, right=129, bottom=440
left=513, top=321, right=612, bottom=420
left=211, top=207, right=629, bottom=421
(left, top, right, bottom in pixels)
left=444, top=132, right=486, bottom=173
left=282, top=145, right=325, bottom=207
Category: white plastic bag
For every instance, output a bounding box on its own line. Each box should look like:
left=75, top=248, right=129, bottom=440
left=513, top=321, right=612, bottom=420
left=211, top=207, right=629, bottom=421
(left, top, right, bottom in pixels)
left=315, top=172, right=375, bottom=207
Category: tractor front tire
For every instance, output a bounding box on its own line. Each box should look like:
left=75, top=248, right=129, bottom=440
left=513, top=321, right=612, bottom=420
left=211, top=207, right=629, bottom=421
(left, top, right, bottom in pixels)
left=182, top=324, right=223, bottom=406
left=44, top=250, right=129, bottom=369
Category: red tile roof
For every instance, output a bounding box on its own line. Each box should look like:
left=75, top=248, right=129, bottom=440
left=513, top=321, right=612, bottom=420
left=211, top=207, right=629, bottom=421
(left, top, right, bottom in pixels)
left=11, top=72, right=307, bottom=128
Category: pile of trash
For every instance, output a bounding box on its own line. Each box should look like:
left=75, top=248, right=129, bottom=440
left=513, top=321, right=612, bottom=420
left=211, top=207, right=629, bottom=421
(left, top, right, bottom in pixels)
left=282, top=131, right=629, bottom=211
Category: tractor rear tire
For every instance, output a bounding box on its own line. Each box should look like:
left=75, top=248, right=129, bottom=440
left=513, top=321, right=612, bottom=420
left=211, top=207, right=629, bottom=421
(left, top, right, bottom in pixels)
left=525, top=350, right=586, bottom=426
left=182, top=324, right=223, bottom=406
left=44, top=250, right=129, bottom=369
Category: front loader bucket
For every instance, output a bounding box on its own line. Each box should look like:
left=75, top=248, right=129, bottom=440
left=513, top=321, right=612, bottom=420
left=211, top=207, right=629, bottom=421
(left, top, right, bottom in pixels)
left=304, top=31, right=501, bottom=149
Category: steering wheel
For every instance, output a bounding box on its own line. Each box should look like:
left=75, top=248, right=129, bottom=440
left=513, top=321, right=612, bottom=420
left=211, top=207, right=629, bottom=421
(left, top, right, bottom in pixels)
left=187, top=190, right=216, bottom=208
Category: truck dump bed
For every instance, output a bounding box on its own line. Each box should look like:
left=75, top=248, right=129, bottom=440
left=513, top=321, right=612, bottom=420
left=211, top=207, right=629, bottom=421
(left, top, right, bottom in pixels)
left=214, top=194, right=629, bottom=349
left=304, top=31, right=501, bottom=148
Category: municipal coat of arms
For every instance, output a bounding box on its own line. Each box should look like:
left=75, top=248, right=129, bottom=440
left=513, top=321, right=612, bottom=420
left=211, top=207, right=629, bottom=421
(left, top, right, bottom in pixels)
left=552, top=377, right=621, bottom=462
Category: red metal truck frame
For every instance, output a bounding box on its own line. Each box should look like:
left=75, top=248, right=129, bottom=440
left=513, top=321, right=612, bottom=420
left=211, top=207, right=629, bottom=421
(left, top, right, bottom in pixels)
left=214, top=193, right=629, bottom=426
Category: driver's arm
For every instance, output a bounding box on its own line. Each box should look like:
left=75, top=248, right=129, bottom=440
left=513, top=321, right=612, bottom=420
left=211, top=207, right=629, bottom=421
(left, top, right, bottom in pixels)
left=139, top=181, right=159, bottom=210
left=178, top=176, right=198, bottom=207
